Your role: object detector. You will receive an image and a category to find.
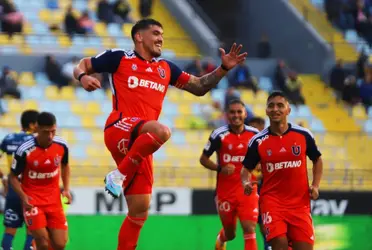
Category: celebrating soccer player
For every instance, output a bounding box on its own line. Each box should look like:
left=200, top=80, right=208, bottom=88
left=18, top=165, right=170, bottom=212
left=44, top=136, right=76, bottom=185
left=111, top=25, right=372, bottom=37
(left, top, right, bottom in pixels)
left=9, top=112, right=71, bottom=250
left=73, top=18, right=247, bottom=250
left=242, top=91, right=323, bottom=250
left=200, top=100, right=259, bottom=250
left=0, top=110, right=39, bottom=250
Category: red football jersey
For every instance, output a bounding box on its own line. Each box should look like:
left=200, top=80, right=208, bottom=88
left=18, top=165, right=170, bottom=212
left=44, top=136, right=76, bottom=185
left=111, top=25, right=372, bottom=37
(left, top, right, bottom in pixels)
left=91, top=49, right=191, bottom=121
left=11, top=136, right=69, bottom=206
left=203, top=125, right=259, bottom=197
left=243, top=123, right=321, bottom=210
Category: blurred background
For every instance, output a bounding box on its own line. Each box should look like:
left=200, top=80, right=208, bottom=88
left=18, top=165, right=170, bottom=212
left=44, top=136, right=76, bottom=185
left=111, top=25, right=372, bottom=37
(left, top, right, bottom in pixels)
left=0, top=0, right=371, bottom=249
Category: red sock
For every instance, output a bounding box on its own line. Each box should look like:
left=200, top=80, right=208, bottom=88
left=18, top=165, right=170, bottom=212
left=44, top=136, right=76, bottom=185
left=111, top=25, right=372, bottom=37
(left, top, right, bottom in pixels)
left=117, top=216, right=146, bottom=250
left=218, top=228, right=227, bottom=243
left=244, top=233, right=257, bottom=250
left=118, top=133, right=164, bottom=186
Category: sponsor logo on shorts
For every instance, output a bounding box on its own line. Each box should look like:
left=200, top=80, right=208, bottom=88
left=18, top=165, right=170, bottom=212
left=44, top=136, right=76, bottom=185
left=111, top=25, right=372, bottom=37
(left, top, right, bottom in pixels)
left=266, top=160, right=302, bottom=173
left=28, top=169, right=59, bottom=179
left=4, top=209, right=19, bottom=222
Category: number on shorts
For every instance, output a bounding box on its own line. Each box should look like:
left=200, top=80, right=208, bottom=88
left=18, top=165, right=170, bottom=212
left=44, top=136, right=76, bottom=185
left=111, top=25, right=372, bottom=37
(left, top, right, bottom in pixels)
left=261, top=212, right=272, bottom=225
left=24, top=207, right=38, bottom=217
left=218, top=201, right=231, bottom=212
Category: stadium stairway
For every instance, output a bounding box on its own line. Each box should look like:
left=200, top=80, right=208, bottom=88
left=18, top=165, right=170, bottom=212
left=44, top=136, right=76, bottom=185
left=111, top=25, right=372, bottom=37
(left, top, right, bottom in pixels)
left=289, top=0, right=358, bottom=62
left=300, top=74, right=372, bottom=191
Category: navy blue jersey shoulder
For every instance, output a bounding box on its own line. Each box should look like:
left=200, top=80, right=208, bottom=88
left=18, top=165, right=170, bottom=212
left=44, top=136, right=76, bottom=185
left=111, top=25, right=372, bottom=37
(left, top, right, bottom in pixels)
left=160, top=59, right=183, bottom=86
left=53, top=136, right=69, bottom=165
left=91, top=49, right=131, bottom=73
left=291, top=124, right=321, bottom=161
left=0, top=132, right=34, bottom=155
left=243, top=128, right=270, bottom=170
left=202, top=125, right=228, bottom=157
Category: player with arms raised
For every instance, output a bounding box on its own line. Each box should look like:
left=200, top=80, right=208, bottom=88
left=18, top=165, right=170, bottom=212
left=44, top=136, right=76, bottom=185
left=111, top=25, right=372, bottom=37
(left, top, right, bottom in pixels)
left=9, top=112, right=71, bottom=250
left=241, top=91, right=323, bottom=250
left=73, top=18, right=247, bottom=250
left=200, top=99, right=259, bottom=250
left=0, top=110, right=39, bottom=250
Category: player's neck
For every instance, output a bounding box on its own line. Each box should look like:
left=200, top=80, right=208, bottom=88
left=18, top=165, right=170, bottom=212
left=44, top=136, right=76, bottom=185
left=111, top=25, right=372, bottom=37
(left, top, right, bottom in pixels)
left=134, top=48, right=153, bottom=62
left=269, top=122, right=289, bottom=136
left=229, top=125, right=245, bottom=134
left=36, top=137, right=51, bottom=148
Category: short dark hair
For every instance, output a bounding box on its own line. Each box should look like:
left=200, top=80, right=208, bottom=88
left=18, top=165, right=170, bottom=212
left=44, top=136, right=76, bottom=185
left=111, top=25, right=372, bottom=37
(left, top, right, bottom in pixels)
left=20, top=110, right=39, bottom=130
left=131, top=18, right=163, bottom=42
left=267, top=91, right=289, bottom=103
left=37, top=112, right=56, bottom=127
left=248, top=117, right=265, bottom=126
left=226, top=99, right=245, bottom=111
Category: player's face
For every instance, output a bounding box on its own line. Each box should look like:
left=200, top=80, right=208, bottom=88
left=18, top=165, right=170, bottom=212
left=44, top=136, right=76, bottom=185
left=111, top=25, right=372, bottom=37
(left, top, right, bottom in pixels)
left=227, top=103, right=246, bottom=127
left=37, top=124, right=56, bottom=146
left=141, top=25, right=164, bottom=57
left=266, top=96, right=291, bottom=122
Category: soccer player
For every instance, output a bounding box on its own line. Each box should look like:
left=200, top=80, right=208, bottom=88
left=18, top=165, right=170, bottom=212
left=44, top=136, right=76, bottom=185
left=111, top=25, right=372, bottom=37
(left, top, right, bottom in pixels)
left=9, top=112, right=71, bottom=250
left=73, top=18, right=247, bottom=250
left=241, top=91, right=323, bottom=250
left=200, top=99, right=259, bottom=250
left=0, top=109, right=39, bottom=250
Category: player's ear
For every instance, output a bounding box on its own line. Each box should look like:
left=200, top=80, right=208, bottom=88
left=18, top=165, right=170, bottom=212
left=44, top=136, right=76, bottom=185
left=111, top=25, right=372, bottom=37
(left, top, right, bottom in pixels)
left=135, top=31, right=144, bottom=43
left=287, top=103, right=291, bottom=115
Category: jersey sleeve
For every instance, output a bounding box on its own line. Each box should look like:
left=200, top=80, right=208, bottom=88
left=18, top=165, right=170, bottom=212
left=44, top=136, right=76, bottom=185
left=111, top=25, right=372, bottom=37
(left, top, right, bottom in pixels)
left=62, top=144, right=69, bottom=165
left=202, top=132, right=221, bottom=157
left=165, top=60, right=191, bottom=89
left=243, top=138, right=261, bottom=170
left=305, top=132, right=321, bottom=161
left=11, top=151, right=26, bottom=176
left=91, top=49, right=125, bottom=73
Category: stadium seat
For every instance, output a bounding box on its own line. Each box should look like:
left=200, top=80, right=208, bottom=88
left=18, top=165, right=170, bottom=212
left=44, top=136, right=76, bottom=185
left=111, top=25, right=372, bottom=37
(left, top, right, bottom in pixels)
left=18, top=72, right=36, bottom=87
left=345, top=30, right=358, bottom=44
left=256, top=90, right=268, bottom=104
left=297, top=105, right=312, bottom=118
left=259, top=77, right=273, bottom=92
left=45, top=85, right=59, bottom=99
left=94, top=22, right=107, bottom=36
left=60, top=86, right=76, bottom=100
left=364, top=120, right=372, bottom=133
left=352, top=105, right=367, bottom=120
left=107, top=23, right=122, bottom=36
left=241, top=90, right=254, bottom=104
left=35, top=72, right=51, bottom=86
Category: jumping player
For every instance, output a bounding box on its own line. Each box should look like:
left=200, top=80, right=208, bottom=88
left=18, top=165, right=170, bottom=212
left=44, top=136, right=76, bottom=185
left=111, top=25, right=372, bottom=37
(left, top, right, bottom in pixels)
left=241, top=91, right=323, bottom=250
left=73, top=18, right=247, bottom=250
left=9, top=112, right=71, bottom=250
left=200, top=99, right=259, bottom=250
left=247, top=117, right=272, bottom=250
left=0, top=110, right=39, bottom=250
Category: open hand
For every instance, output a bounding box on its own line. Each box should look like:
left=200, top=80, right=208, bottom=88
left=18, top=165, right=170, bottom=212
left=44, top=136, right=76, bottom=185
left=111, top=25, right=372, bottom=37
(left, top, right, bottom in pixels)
left=80, top=75, right=101, bottom=92
left=62, top=189, right=72, bottom=204
left=219, top=43, right=248, bottom=71
left=243, top=180, right=258, bottom=195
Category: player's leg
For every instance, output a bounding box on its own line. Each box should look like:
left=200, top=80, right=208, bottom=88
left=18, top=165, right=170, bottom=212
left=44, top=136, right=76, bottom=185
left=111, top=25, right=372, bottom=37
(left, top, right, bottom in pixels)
left=24, top=206, right=49, bottom=250
left=117, top=156, right=153, bottom=250
left=287, top=210, right=314, bottom=250
left=215, top=198, right=237, bottom=250
left=269, top=236, right=289, bottom=250
left=45, top=205, right=69, bottom=250
left=1, top=227, right=17, bottom=250
left=237, top=194, right=259, bottom=250
left=240, top=220, right=258, bottom=250
left=105, top=120, right=170, bottom=197
left=48, top=229, right=68, bottom=250
left=25, top=229, right=36, bottom=250
left=259, top=210, right=288, bottom=250
left=259, top=222, right=272, bottom=250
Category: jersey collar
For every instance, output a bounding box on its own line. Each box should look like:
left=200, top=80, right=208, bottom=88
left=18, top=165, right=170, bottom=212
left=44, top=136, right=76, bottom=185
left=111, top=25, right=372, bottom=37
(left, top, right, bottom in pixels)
left=134, top=50, right=157, bottom=63
left=228, top=125, right=247, bottom=134
left=268, top=123, right=292, bottom=136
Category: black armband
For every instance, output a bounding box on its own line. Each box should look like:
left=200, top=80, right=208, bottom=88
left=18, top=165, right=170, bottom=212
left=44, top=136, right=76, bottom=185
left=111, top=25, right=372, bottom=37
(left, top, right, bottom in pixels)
left=78, top=72, right=87, bottom=81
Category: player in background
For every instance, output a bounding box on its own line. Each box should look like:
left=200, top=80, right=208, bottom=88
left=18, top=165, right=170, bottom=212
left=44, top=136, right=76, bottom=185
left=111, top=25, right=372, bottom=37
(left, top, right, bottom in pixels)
left=200, top=99, right=259, bottom=250
left=247, top=117, right=272, bottom=250
left=9, top=112, right=71, bottom=250
left=73, top=18, right=247, bottom=250
left=0, top=110, right=39, bottom=250
left=241, top=91, right=323, bottom=250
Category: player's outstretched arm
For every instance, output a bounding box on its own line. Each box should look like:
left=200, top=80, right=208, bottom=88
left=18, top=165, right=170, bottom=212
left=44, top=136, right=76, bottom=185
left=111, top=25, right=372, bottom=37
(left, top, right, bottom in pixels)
left=73, top=57, right=101, bottom=92
left=182, top=43, right=247, bottom=96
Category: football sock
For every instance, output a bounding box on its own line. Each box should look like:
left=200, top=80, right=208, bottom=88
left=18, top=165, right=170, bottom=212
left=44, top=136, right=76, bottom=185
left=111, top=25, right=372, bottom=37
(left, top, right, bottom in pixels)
left=117, top=132, right=164, bottom=186
left=244, top=233, right=257, bottom=250
left=217, top=229, right=227, bottom=243
left=23, top=234, right=33, bottom=250
left=117, top=216, right=146, bottom=250
left=2, top=233, right=14, bottom=250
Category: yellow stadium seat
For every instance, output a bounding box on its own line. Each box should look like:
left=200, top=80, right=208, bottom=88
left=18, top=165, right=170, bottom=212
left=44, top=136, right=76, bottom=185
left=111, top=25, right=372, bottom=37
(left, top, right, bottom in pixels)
left=23, top=22, right=32, bottom=35
left=256, top=90, right=268, bottom=104
left=18, top=72, right=35, bottom=87
left=240, top=90, right=255, bottom=104
left=122, top=23, right=132, bottom=37
left=0, top=113, right=18, bottom=127
left=352, top=105, right=367, bottom=120
left=94, top=22, right=107, bottom=36
left=102, top=37, right=116, bottom=48
left=7, top=99, right=38, bottom=113
left=87, top=102, right=102, bottom=115
left=45, top=85, right=59, bottom=100
left=58, top=35, right=72, bottom=48
left=39, top=9, right=51, bottom=22
left=177, top=104, right=189, bottom=114
left=0, top=34, right=9, bottom=45
left=252, top=105, right=266, bottom=118
left=323, top=133, right=345, bottom=147
left=20, top=46, right=32, bottom=55
left=58, top=129, right=75, bottom=143
left=81, top=116, right=96, bottom=128
left=9, top=34, right=23, bottom=46
left=49, top=10, right=64, bottom=25
left=106, top=89, right=112, bottom=100
left=60, top=86, right=76, bottom=100
left=166, top=88, right=179, bottom=102
left=91, top=130, right=103, bottom=142
left=70, top=102, right=85, bottom=115
left=83, top=48, right=97, bottom=56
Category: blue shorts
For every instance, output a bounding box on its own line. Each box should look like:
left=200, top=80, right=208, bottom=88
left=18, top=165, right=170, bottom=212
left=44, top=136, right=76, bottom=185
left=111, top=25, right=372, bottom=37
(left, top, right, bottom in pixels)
left=3, top=182, right=24, bottom=228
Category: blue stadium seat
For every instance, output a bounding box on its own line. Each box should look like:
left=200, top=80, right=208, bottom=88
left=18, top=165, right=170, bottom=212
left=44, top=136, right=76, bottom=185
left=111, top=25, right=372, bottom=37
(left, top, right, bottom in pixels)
left=72, top=36, right=86, bottom=46
left=218, top=77, right=229, bottom=89
left=259, top=77, right=273, bottom=92
left=100, top=100, right=112, bottom=113
left=24, top=11, right=39, bottom=20
left=158, top=117, right=173, bottom=129
left=311, top=0, right=324, bottom=8
left=75, top=88, right=91, bottom=100
left=46, top=0, right=59, bottom=10
left=211, top=89, right=225, bottom=102
left=289, top=104, right=298, bottom=118
left=26, top=35, right=41, bottom=46
left=0, top=46, right=19, bottom=54
left=161, top=50, right=176, bottom=59
left=163, top=104, right=178, bottom=116
left=32, top=23, right=49, bottom=34
left=73, top=1, right=86, bottom=11
left=70, top=145, right=86, bottom=158
left=95, top=115, right=107, bottom=127
left=154, top=147, right=167, bottom=161
left=20, top=86, right=44, bottom=99
left=58, top=115, right=81, bottom=128
left=345, top=30, right=358, bottom=44
left=191, top=104, right=202, bottom=116
left=297, top=105, right=312, bottom=118
left=0, top=128, right=13, bottom=140
left=35, top=72, right=51, bottom=86
left=40, top=36, right=58, bottom=45
left=364, top=120, right=372, bottom=133
left=87, top=37, right=102, bottom=47
left=310, top=119, right=326, bottom=132
left=75, top=130, right=93, bottom=142
left=107, top=24, right=122, bottom=36
left=116, top=38, right=133, bottom=48
left=90, top=90, right=106, bottom=100
left=368, top=106, right=372, bottom=118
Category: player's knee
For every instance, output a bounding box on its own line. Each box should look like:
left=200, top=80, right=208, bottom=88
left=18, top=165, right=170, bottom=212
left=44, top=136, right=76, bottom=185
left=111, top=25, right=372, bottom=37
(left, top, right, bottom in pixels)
left=35, top=238, right=49, bottom=250
left=53, top=240, right=67, bottom=250
left=224, top=230, right=236, bottom=241
left=154, top=124, right=171, bottom=142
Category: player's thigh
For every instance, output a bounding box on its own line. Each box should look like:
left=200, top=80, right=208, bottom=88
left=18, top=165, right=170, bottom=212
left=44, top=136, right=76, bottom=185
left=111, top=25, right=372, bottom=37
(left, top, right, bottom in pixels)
left=215, top=197, right=238, bottom=237
left=48, top=228, right=68, bottom=250
left=260, top=209, right=287, bottom=243
left=24, top=206, right=47, bottom=231
left=237, top=192, right=259, bottom=225
left=269, top=236, right=289, bottom=250
left=30, top=228, right=50, bottom=249
left=3, top=198, right=24, bottom=230
left=124, top=155, right=154, bottom=196
left=139, top=120, right=171, bottom=142
left=287, top=210, right=314, bottom=246
left=45, top=206, right=68, bottom=231
left=292, top=241, right=312, bottom=250
left=126, top=194, right=151, bottom=218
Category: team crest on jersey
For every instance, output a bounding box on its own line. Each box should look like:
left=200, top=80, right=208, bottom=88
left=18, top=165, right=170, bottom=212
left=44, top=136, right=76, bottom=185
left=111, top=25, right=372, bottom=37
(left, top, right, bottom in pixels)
left=291, top=145, right=301, bottom=156
left=54, top=155, right=61, bottom=166
left=132, top=64, right=137, bottom=71
left=266, top=150, right=272, bottom=156
left=157, top=67, right=166, bottom=79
